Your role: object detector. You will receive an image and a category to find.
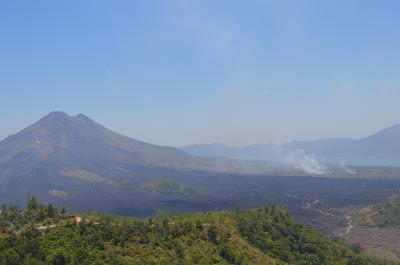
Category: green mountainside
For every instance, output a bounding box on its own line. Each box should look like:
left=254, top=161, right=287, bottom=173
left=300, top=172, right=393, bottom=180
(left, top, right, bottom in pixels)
left=0, top=199, right=389, bottom=265
left=355, top=195, right=400, bottom=227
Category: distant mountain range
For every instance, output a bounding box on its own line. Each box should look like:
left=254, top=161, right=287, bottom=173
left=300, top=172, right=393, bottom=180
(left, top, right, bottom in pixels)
left=181, top=124, right=400, bottom=166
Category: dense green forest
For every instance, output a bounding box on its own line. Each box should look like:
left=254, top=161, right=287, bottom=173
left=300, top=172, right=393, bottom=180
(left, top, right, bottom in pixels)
left=356, top=195, right=400, bottom=227
left=0, top=198, right=393, bottom=265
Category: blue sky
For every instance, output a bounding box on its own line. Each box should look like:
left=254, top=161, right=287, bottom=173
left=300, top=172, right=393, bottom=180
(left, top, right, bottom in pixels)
left=1, top=0, right=400, bottom=146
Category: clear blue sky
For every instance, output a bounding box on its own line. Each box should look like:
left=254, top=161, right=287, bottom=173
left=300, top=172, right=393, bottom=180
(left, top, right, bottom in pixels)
left=1, top=0, right=400, bottom=146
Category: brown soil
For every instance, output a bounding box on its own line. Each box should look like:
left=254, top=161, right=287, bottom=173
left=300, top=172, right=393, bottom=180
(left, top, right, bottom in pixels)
left=342, top=226, right=400, bottom=262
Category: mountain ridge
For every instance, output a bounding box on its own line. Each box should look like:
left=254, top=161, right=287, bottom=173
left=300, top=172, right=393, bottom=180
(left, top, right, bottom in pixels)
left=181, top=123, right=400, bottom=163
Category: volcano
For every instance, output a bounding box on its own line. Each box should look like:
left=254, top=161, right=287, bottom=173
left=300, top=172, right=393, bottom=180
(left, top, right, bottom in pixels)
left=0, top=111, right=269, bottom=212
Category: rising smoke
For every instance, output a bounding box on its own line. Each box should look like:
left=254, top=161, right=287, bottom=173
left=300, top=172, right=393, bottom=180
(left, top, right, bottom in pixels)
left=282, top=149, right=328, bottom=175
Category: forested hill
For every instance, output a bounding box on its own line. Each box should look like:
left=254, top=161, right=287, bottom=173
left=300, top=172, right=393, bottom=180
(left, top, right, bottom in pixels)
left=356, top=195, right=400, bottom=227
left=0, top=199, right=389, bottom=265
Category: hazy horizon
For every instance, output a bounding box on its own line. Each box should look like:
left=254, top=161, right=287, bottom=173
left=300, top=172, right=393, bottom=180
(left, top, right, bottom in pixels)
left=1, top=1, right=400, bottom=146
left=0, top=110, right=398, bottom=148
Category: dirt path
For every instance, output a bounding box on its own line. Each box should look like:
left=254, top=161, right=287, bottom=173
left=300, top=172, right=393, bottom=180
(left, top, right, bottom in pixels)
left=339, top=216, right=354, bottom=236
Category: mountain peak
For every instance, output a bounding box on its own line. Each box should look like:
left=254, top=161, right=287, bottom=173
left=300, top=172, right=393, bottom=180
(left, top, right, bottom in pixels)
left=38, top=111, right=97, bottom=125
left=39, top=111, right=71, bottom=123
left=48, top=111, right=69, bottom=116
left=4, top=111, right=103, bottom=151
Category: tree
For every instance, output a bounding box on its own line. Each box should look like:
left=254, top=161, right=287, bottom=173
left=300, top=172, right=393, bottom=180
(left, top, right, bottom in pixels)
left=27, top=197, right=38, bottom=211
left=0, top=249, right=21, bottom=265
left=51, top=252, right=66, bottom=265
left=350, top=243, right=364, bottom=254
left=208, top=225, right=218, bottom=243
left=47, top=203, right=55, bottom=218
left=195, top=220, right=203, bottom=231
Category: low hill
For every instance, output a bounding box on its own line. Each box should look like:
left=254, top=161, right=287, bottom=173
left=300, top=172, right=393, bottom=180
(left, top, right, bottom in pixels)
left=0, top=200, right=385, bottom=265
left=355, top=195, right=400, bottom=227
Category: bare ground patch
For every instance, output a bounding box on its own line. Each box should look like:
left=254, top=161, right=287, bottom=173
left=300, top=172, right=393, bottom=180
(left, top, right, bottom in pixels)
left=342, top=226, right=400, bottom=262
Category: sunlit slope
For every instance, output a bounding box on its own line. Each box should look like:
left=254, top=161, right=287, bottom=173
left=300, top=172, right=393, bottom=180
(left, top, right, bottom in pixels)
left=0, top=200, right=384, bottom=265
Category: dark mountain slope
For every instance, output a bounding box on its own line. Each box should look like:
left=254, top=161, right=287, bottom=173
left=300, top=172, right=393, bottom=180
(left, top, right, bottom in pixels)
left=0, top=111, right=201, bottom=169
left=0, top=112, right=275, bottom=178
left=0, top=112, right=279, bottom=210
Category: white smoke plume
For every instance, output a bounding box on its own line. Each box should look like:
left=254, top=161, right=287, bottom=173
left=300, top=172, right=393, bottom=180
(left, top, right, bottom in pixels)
left=282, top=149, right=328, bottom=175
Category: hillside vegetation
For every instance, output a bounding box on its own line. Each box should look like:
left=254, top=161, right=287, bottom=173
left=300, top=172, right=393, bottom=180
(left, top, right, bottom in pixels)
left=141, top=178, right=200, bottom=195
left=356, top=195, right=400, bottom=227
left=0, top=198, right=391, bottom=265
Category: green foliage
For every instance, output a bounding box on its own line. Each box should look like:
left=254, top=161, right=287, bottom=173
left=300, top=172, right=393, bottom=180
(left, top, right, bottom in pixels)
left=350, top=243, right=364, bottom=254
left=47, top=204, right=55, bottom=219
left=232, top=206, right=383, bottom=265
left=356, top=195, right=400, bottom=227
left=0, top=200, right=388, bottom=265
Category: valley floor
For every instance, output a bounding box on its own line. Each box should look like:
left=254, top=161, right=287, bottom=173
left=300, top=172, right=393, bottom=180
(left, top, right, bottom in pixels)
left=341, top=226, right=400, bottom=262
left=283, top=197, right=400, bottom=263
